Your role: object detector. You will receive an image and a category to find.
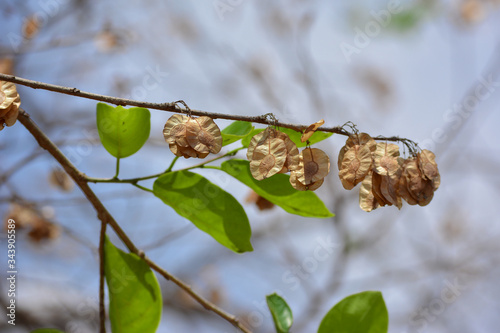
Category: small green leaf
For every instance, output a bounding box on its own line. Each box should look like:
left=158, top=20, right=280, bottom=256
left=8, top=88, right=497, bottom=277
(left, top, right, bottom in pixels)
left=220, top=160, right=333, bottom=218
left=318, top=291, right=388, bottom=333
left=267, top=293, right=293, bottom=333
left=153, top=170, right=253, bottom=253
left=31, top=330, right=66, bottom=333
left=277, top=127, right=333, bottom=148
left=241, top=128, right=265, bottom=148
left=96, top=103, right=151, bottom=158
left=104, top=237, right=162, bottom=333
left=221, top=121, right=254, bottom=146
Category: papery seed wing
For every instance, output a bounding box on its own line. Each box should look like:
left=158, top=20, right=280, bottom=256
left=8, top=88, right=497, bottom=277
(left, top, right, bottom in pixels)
left=163, top=114, right=189, bottom=147
left=249, top=138, right=287, bottom=180
left=301, top=119, right=325, bottom=142
left=359, top=171, right=380, bottom=212
left=186, top=116, right=222, bottom=154
left=373, top=142, right=400, bottom=176
left=338, top=144, right=372, bottom=190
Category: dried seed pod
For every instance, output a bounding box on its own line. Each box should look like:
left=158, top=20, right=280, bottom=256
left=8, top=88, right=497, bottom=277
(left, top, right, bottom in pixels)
left=22, top=15, right=40, bottom=39
left=398, top=159, right=418, bottom=205
left=417, top=149, right=440, bottom=191
left=0, top=81, right=21, bottom=130
left=169, top=143, right=208, bottom=159
left=49, top=168, right=74, bottom=192
left=379, top=157, right=403, bottom=209
left=337, top=145, right=346, bottom=171
left=338, top=133, right=376, bottom=171
left=28, top=219, right=60, bottom=243
left=371, top=172, right=391, bottom=207
left=276, top=131, right=300, bottom=173
left=163, top=114, right=190, bottom=147
left=0, top=58, right=14, bottom=75
left=338, top=144, right=372, bottom=190
left=247, top=128, right=299, bottom=174
left=186, top=116, right=222, bottom=154
left=4, top=203, right=59, bottom=243
left=301, top=119, right=325, bottom=142
left=245, top=191, right=275, bottom=211
left=405, top=158, right=434, bottom=206
left=372, top=142, right=400, bottom=176
left=297, top=147, right=330, bottom=185
left=290, top=171, right=324, bottom=191
left=247, top=127, right=276, bottom=161
left=249, top=138, right=287, bottom=180
left=359, top=171, right=380, bottom=212
left=346, top=133, right=377, bottom=152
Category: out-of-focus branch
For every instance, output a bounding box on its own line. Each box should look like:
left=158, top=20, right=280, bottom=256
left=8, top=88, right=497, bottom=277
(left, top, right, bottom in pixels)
left=16, top=109, right=252, bottom=333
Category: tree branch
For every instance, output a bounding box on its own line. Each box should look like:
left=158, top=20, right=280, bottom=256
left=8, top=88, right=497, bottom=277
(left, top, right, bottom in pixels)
left=0, top=73, right=356, bottom=137
left=16, top=109, right=252, bottom=333
left=98, top=219, right=107, bottom=333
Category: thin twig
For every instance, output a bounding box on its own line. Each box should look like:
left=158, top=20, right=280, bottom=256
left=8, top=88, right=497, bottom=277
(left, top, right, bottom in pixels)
left=0, top=73, right=415, bottom=142
left=16, top=109, right=252, bottom=333
left=86, top=147, right=245, bottom=184
left=144, top=259, right=251, bottom=333
left=98, top=220, right=107, bottom=333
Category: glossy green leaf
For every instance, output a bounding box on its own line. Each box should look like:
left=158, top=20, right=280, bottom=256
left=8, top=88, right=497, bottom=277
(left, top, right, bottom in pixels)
left=31, top=330, right=66, bottom=333
left=267, top=293, right=293, bottom=333
left=153, top=170, right=253, bottom=253
left=220, top=159, right=333, bottom=218
left=241, top=128, right=265, bottom=148
left=221, top=121, right=254, bottom=146
left=96, top=103, right=151, bottom=158
left=104, top=237, right=162, bottom=333
left=277, top=127, right=333, bottom=148
left=318, top=291, right=388, bottom=333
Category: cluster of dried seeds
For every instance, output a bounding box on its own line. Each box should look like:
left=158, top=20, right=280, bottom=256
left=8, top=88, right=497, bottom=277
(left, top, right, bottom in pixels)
left=246, top=127, right=330, bottom=191
left=0, top=81, right=21, bottom=131
left=247, top=127, right=300, bottom=180
left=338, top=133, right=440, bottom=212
left=161, top=111, right=439, bottom=202
left=290, top=147, right=330, bottom=191
left=4, top=204, right=60, bottom=243
left=163, top=114, right=222, bottom=158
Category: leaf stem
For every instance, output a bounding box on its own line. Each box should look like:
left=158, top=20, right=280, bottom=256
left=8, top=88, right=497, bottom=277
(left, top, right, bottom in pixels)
left=201, top=166, right=220, bottom=170
left=166, top=156, right=179, bottom=172
left=113, top=157, right=120, bottom=179
left=132, top=183, right=153, bottom=193
left=85, top=147, right=245, bottom=184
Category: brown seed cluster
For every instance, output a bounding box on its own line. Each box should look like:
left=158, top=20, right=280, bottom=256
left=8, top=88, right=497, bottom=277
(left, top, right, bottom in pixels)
left=163, top=114, right=222, bottom=158
left=338, top=133, right=440, bottom=212
left=0, top=81, right=21, bottom=131
left=290, top=147, right=330, bottom=191
left=247, top=127, right=330, bottom=191
left=4, top=204, right=60, bottom=243
left=247, top=127, right=299, bottom=180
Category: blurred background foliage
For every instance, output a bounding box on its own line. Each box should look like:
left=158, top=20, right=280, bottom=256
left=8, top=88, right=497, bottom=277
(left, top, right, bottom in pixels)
left=1, top=0, right=500, bottom=332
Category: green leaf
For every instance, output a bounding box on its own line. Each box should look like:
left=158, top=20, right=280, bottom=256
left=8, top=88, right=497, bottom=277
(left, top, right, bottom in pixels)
left=96, top=103, right=151, bottom=158
left=31, top=330, right=66, bottom=333
left=318, top=291, right=388, bottom=333
left=104, top=237, right=162, bottom=333
left=267, top=293, right=293, bottom=333
left=277, top=127, right=333, bottom=148
left=220, top=159, right=333, bottom=218
left=153, top=170, right=253, bottom=253
left=241, top=128, right=264, bottom=148
left=221, top=121, right=254, bottom=146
